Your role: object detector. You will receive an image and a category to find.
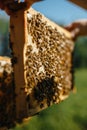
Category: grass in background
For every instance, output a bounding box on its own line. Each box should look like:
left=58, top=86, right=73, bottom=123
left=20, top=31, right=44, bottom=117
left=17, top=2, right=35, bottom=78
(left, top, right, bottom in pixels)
left=13, top=69, right=87, bottom=130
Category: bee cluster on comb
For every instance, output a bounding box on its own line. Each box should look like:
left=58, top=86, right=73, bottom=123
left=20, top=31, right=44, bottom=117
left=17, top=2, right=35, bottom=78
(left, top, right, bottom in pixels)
left=0, top=57, right=16, bottom=129
left=24, top=9, right=74, bottom=115
left=0, top=8, right=74, bottom=130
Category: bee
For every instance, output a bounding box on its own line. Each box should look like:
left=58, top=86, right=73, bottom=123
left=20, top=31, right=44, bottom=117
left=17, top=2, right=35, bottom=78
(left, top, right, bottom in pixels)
left=0, top=0, right=42, bottom=15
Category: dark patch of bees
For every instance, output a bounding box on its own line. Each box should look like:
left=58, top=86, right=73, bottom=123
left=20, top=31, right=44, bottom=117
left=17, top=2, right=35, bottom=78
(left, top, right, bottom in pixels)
left=11, top=56, right=18, bottom=65
left=33, top=77, right=59, bottom=106
left=0, top=60, right=16, bottom=129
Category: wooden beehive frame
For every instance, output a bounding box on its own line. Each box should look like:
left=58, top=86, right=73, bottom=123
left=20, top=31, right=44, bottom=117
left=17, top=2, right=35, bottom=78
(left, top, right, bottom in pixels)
left=69, top=0, right=87, bottom=10
left=10, top=9, right=28, bottom=120
left=0, top=6, right=74, bottom=129
left=10, top=7, right=74, bottom=117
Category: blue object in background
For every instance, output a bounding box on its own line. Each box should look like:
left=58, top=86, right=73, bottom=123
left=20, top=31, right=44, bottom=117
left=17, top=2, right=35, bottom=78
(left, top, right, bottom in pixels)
left=0, top=0, right=87, bottom=56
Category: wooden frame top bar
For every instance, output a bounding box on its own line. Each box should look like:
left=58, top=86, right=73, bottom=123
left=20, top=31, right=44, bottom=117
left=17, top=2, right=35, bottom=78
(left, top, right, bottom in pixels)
left=69, top=0, right=87, bottom=10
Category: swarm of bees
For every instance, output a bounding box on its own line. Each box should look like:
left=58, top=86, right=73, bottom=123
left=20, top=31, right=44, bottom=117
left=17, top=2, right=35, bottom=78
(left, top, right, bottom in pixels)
left=24, top=11, right=74, bottom=115
left=0, top=7, right=74, bottom=129
left=0, top=57, right=16, bottom=129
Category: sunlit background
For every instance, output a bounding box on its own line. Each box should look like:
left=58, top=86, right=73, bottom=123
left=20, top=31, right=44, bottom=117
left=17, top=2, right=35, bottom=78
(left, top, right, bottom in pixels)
left=0, top=0, right=87, bottom=130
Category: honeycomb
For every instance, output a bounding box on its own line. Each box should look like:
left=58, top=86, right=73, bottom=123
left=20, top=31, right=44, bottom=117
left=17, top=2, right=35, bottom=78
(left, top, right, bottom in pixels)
left=0, top=8, right=74, bottom=129
left=24, top=10, right=74, bottom=115
left=0, top=57, right=16, bottom=129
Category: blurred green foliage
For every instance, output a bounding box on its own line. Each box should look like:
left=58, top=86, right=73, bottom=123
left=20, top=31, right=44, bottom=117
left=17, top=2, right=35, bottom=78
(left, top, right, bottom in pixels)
left=0, top=19, right=10, bottom=56
left=74, top=37, right=87, bottom=68
left=0, top=19, right=9, bottom=34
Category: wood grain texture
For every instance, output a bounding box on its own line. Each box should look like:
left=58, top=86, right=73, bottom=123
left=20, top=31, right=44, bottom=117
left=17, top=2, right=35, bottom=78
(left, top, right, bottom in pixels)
left=10, top=9, right=28, bottom=121
left=69, top=0, right=87, bottom=10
